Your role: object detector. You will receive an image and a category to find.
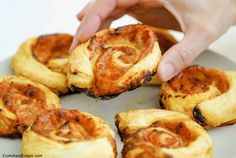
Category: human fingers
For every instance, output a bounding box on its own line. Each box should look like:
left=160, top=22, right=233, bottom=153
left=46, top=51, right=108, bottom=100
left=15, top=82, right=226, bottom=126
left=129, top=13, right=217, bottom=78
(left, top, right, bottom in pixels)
left=157, top=29, right=215, bottom=81
left=70, top=0, right=140, bottom=52
left=77, top=1, right=95, bottom=21
left=70, top=0, right=117, bottom=52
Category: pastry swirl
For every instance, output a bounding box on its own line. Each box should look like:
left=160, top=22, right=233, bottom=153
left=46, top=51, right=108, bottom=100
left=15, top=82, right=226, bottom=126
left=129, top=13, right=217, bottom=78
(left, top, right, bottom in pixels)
left=22, top=109, right=117, bottom=158
left=0, top=75, right=60, bottom=137
left=68, top=24, right=162, bottom=99
left=159, top=65, right=236, bottom=128
left=115, top=109, right=212, bottom=158
left=12, top=34, right=73, bottom=95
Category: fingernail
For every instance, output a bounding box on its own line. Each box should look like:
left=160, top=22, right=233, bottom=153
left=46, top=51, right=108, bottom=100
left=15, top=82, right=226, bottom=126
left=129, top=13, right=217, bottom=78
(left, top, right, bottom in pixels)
left=160, top=62, right=175, bottom=81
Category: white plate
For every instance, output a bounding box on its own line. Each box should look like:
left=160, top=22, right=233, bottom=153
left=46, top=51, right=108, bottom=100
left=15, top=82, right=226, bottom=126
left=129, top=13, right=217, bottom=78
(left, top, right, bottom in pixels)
left=0, top=50, right=236, bottom=158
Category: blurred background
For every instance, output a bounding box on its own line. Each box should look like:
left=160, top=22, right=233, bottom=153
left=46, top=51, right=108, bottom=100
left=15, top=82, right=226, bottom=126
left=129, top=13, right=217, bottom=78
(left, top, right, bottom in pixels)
left=0, top=0, right=235, bottom=61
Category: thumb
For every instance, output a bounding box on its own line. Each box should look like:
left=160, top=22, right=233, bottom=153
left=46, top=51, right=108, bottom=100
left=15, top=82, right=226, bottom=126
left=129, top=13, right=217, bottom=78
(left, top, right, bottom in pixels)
left=157, top=30, right=214, bottom=81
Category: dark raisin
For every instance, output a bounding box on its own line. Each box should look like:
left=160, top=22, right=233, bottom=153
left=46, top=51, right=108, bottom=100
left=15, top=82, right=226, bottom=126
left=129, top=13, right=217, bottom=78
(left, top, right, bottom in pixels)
left=193, top=107, right=207, bottom=126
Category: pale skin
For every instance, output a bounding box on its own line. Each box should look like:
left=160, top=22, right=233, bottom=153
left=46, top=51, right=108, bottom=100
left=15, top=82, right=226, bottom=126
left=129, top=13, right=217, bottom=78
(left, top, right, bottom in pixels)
left=70, top=0, right=236, bottom=81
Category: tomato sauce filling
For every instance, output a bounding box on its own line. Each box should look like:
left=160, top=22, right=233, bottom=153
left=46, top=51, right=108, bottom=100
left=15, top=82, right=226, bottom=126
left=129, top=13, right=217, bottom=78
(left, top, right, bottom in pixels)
left=31, top=109, right=101, bottom=143
left=0, top=81, right=46, bottom=136
left=168, top=65, right=229, bottom=95
left=87, top=25, right=157, bottom=96
left=32, top=34, right=73, bottom=64
left=150, top=121, right=197, bottom=145
left=122, top=121, right=196, bottom=158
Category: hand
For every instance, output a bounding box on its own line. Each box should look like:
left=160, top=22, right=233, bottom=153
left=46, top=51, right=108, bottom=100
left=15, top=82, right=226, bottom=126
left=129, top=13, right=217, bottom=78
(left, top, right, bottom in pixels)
left=70, top=0, right=236, bottom=81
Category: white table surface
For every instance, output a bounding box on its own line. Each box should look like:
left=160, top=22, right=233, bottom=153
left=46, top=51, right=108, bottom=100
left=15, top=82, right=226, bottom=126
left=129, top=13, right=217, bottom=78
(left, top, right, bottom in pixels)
left=0, top=0, right=236, bottom=63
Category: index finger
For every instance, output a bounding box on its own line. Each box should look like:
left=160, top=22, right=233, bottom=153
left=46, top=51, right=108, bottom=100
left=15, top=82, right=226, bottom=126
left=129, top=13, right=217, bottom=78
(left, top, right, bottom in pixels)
left=70, top=0, right=117, bottom=52
left=70, top=0, right=140, bottom=52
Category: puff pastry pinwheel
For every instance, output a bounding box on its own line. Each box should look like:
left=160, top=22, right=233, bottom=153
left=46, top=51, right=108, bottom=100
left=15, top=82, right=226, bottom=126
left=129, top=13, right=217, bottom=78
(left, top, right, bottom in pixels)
left=0, top=75, right=60, bottom=138
left=147, top=26, right=177, bottom=86
left=22, top=109, right=117, bottom=158
left=68, top=24, right=162, bottom=99
left=115, top=109, right=212, bottom=158
left=12, top=33, right=73, bottom=95
left=159, top=65, right=236, bottom=128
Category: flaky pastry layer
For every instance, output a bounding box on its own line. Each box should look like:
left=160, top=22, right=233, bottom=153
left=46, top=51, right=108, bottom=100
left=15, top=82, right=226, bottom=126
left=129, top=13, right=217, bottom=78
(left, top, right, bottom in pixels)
left=68, top=24, right=162, bottom=99
left=115, top=109, right=212, bottom=158
left=159, top=65, right=236, bottom=128
left=0, top=75, right=60, bottom=137
left=22, top=109, right=117, bottom=158
left=12, top=34, right=72, bottom=95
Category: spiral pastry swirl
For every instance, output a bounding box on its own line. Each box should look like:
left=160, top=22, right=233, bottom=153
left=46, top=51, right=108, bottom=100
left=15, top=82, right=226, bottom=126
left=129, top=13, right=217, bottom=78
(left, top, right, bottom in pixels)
left=22, top=109, right=117, bottom=158
left=159, top=65, right=236, bottom=128
left=68, top=24, right=162, bottom=99
left=115, top=109, right=212, bottom=158
left=0, top=75, right=60, bottom=137
left=12, top=34, right=73, bottom=95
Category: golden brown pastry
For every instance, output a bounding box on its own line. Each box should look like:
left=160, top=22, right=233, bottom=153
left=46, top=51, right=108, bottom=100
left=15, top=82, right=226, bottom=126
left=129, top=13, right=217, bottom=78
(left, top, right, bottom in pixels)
left=0, top=75, right=60, bottom=137
left=68, top=24, right=162, bottom=99
left=115, top=109, right=212, bottom=158
left=22, top=109, right=117, bottom=158
left=12, top=34, right=73, bottom=95
left=159, top=65, right=236, bottom=128
left=148, top=26, right=177, bottom=86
